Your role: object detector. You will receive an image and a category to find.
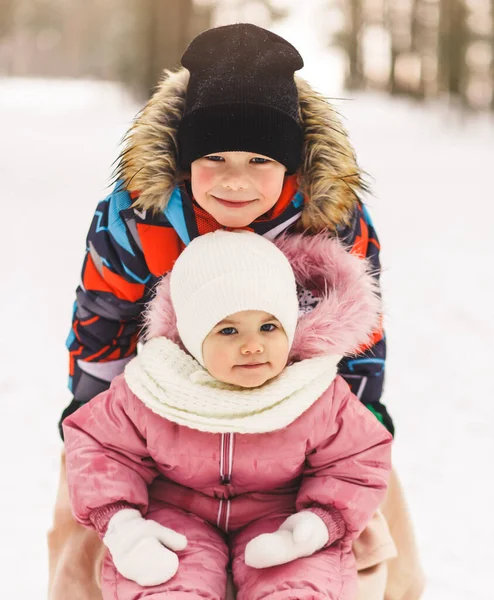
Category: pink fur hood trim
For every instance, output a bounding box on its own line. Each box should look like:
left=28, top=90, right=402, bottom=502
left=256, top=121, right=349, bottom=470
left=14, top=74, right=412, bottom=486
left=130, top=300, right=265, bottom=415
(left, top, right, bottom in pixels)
left=144, top=234, right=381, bottom=362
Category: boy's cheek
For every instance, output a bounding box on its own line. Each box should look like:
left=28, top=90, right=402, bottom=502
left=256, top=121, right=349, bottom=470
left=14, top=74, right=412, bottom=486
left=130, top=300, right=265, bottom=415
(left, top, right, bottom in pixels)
left=191, top=167, right=216, bottom=195
left=257, top=171, right=284, bottom=200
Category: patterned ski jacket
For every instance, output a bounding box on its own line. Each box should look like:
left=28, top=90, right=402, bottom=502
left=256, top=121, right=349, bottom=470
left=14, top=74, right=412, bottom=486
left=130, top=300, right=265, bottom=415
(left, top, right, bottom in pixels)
left=61, top=70, right=393, bottom=436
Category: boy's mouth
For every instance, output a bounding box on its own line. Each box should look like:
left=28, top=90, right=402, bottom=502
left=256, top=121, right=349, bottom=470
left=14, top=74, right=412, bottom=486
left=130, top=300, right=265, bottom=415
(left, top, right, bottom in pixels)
left=212, top=195, right=257, bottom=208
left=236, top=363, right=267, bottom=370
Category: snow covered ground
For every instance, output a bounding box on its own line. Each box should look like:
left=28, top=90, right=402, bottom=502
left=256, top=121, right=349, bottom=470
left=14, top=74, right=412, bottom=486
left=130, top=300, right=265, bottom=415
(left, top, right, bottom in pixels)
left=1, top=57, right=493, bottom=600
left=339, top=96, right=494, bottom=600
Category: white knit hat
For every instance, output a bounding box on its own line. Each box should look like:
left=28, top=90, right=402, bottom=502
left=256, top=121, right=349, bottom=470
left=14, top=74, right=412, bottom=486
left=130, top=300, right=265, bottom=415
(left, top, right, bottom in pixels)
left=170, top=231, right=299, bottom=365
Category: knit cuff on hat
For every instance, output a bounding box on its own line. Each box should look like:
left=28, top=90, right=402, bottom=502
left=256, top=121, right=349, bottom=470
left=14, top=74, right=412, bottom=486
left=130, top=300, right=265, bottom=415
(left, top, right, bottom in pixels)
left=178, top=103, right=303, bottom=173
left=306, top=505, right=346, bottom=547
left=89, top=501, right=137, bottom=538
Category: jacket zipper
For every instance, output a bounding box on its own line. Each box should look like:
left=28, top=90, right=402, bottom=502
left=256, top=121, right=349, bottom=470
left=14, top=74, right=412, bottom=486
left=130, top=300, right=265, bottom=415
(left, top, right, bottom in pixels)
left=217, top=432, right=234, bottom=531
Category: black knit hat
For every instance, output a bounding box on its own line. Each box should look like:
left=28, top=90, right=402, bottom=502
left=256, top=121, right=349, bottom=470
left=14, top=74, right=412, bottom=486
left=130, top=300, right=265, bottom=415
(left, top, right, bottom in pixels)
left=177, top=23, right=304, bottom=174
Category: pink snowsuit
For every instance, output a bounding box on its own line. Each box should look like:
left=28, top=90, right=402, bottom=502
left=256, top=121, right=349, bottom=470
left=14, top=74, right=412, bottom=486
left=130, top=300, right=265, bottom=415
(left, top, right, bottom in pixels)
left=63, top=235, right=393, bottom=600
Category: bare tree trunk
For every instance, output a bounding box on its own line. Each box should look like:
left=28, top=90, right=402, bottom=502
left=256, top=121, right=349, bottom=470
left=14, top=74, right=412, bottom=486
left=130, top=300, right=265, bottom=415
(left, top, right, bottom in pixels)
left=0, top=0, right=15, bottom=39
left=410, top=0, right=426, bottom=99
left=142, top=0, right=192, bottom=97
left=0, top=0, right=16, bottom=74
left=438, top=0, right=468, bottom=104
left=491, top=0, right=494, bottom=111
left=346, top=0, right=364, bottom=90
left=410, top=0, right=420, bottom=53
left=63, top=0, right=86, bottom=78
left=384, top=0, right=401, bottom=95
left=389, top=44, right=399, bottom=94
left=133, top=0, right=212, bottom=99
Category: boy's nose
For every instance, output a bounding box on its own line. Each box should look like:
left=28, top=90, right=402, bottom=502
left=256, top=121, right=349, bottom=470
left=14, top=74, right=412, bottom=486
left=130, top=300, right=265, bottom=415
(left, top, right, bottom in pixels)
left=224, top=178, right=247, bottom=191
left=222, top=166, right=249, bottom=191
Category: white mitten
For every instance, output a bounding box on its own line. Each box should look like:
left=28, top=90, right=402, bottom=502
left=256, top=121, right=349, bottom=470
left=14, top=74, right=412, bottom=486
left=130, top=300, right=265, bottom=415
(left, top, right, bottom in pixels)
left=103, top=509, right=187, bottom=586
left=245, top=511, right=329, bottom=569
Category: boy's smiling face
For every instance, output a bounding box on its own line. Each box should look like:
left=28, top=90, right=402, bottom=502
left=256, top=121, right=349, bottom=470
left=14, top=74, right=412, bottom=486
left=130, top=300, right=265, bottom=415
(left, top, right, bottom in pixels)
left=202, top=310, right=289, bottom=388
left=190, top=151, right=287, bottom=228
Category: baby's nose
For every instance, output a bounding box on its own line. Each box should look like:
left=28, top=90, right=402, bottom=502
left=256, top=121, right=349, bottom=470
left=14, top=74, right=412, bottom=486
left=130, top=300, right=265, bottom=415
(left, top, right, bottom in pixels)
left=241, top=339, right=264, bottom=354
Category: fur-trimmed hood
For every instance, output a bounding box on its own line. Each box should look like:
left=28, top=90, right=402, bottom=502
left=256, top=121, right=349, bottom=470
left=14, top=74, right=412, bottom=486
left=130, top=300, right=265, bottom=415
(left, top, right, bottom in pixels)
left=115, top=69, right=365, bottom=233
left=145, top=234, right=380, bottom=362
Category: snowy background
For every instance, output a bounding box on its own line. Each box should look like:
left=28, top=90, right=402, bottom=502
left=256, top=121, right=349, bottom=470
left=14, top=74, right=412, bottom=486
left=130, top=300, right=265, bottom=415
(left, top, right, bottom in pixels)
left=2, top=8, right=494, bottom=599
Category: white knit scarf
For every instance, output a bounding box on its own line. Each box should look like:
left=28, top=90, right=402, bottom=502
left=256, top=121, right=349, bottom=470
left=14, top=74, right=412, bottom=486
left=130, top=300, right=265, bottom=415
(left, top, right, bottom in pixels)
left=124, top=337, right=341, bottom=434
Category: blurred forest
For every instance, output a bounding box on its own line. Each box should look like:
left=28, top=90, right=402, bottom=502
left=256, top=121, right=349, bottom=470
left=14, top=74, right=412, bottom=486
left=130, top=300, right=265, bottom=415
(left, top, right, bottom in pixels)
left=0, top=0, right=493, bottom=110
left=332, top=0, right=494, bottom=109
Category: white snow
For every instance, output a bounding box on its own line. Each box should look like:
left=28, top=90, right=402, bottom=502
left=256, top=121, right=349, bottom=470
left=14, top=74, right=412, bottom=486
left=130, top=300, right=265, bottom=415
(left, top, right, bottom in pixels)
left=339, top=95, right=494, bottom=600
left=2, top=48, right=494, bottom=600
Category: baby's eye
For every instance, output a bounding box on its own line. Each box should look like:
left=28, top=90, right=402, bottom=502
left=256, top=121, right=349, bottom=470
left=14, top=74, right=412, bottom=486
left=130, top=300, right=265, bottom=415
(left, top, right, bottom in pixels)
left=205, top=155, right=224, bottom=162
left=219, top=327, right=237, bottom=335
left=260, top=323, right=277, bottom=332
left=251, top=157, right=270, bottom=164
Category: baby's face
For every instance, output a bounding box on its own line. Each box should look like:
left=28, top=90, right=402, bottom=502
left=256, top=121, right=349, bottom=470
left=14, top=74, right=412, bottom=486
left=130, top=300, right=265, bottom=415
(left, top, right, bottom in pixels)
left=202, top=310, right=289, bottom=388
left=190, top=151, right=286, bottom=228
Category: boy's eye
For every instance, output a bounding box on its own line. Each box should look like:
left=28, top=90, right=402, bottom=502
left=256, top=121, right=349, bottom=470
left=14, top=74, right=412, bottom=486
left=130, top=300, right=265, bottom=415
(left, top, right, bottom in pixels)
left=205, top=155, right=224, bottom=162
left=219, top=327, right=237, bottom=335
left=260, top=323, right=277, bottom=332
left=251, top=157, right=270, bottom=164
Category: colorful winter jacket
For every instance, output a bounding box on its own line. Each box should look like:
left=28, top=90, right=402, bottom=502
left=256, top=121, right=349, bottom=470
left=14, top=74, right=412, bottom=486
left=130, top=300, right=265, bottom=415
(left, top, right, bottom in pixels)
left=63, top=234, right=392, bottom=544
left=61, top=70, right=393, bottom=436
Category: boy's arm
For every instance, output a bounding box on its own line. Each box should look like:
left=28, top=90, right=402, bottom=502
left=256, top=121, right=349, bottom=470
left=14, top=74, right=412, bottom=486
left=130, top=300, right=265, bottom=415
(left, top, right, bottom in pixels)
left=60, top=184, right=152, bottom=437
left=337, top=202, right=395, bottom=435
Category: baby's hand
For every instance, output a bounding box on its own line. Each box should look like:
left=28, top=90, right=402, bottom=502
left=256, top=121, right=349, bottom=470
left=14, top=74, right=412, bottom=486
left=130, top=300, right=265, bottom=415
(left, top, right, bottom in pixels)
left=103, top=509, right=187, bottom=586
left=245, top=511, right=328, bottom=569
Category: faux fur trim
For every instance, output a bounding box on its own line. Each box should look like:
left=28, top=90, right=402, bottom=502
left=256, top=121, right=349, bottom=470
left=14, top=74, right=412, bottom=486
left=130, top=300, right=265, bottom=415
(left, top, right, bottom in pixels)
left=115, top=70, right=188, bottom=213
left=144, top=234, right=381, bottom=361
left=275, top=234, right=381, bottom=361
left=143, top=275, right=182, bottom=347
left=114, top=68, right=364, bottom=233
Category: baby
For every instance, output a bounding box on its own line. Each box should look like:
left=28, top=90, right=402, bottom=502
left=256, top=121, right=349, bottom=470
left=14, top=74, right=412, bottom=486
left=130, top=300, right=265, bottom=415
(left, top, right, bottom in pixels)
left=63, top=230, right=393, bottom=600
